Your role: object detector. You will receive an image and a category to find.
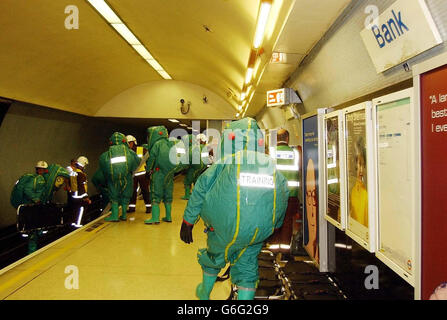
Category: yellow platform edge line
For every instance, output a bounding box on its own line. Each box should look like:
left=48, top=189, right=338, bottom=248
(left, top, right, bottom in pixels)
left=0, top=222, right=109, bottom=295
left=0, top=212, right=110, bottom=277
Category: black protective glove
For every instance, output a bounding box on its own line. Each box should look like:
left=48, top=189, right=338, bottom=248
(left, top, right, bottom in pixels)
left=180, top=220, right=194, bottom=244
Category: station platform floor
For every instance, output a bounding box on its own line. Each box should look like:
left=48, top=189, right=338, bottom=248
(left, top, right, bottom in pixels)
left=0, top=179, right=232, bottom=300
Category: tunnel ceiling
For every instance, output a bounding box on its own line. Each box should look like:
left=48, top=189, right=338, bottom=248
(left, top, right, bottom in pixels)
left=0, top=0, right=350, bottom=119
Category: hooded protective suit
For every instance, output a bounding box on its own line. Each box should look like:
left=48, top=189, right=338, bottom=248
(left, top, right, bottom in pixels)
left=145, top=126, right=181, bottom=224
left=181, top=118, right=289, bottom=300
left=92, top=168, right=110, bottom=210
left=99, top=132, right=140, bottom=221
left=41, top=164, right=70, bottom=204
left=10, top=174, right=46, bottom=209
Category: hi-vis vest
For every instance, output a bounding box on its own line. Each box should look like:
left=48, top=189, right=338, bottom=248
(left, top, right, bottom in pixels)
left=134, top=146, right=147, bottom=176
left=270, top=144, right=300, bottom=198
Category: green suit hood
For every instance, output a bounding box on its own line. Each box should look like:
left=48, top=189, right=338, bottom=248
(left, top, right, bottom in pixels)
left=42, top=164, right=70, bottom=203
left=219, top=118, right=264, bottom=160
left=147, top=126, right=169, bottom=151
left=109, top=132, right=127, bottom=146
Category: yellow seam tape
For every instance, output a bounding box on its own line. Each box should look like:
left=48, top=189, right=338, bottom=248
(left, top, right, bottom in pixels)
left=225, top=152, right=241, bottom=263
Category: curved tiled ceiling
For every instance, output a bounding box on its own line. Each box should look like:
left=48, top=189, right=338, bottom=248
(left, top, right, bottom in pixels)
left=0, top=0, right=350, bottom=119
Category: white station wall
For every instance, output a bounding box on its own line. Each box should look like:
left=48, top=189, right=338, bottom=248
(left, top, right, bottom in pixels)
left=95, top=80, right=236, bottom=120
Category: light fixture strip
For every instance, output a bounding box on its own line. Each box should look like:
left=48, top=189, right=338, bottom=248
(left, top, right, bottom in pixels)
left=86, top=0, right=172, bottom=80
left=245, top=67, right=254, bottom=84
left=239, top=0, right=273, bottom=118
left=253, top=1, right=272, bottom=49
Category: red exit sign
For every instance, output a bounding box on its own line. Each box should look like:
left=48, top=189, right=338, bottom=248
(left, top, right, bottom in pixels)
left=267, top=89, right=285, bottom=107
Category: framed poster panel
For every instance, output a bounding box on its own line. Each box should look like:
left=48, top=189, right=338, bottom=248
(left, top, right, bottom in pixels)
left=413, top=52, right=447, bottom=300
left=372, top=88, right=416, bottom=286
left=302, top=113, right=320, bottom=266
left=301, top=110, right=330, bottom=272
left=343, top=102, right=376, bottom=252
left=324, top=110, right=346, bottom=230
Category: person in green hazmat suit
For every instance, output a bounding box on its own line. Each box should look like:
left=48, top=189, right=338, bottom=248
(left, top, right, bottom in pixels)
left=11, top=161, right=48, bottom=209
left=144, top=126, right=183, bottom=225
left=91, top=167, right=110, bottom=210
left=11, top=162, right=70, bottom=253
left=181, top=134, right=209, bottom=200
left=99, top=132, right=140, bottom=222
left=180, top=118, right=289, bottom=300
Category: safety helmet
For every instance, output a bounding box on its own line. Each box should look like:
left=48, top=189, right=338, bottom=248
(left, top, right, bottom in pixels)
left=35, top=161, right=48, bottom=169
left=126, top=135, right=137, bottom=145
left=197, top=134, right=208, bottom=143
left=77, top=156, right=89, bottom=168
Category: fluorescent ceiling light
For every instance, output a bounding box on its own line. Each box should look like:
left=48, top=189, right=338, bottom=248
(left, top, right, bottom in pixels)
left=241, top=92, right=246, bottom=101
left=146, top=59, right=164, bottom=71
left=253, top=2, right=272, bottom=49
left=87, top=0, right=121, bottom=23
left=236, top=113, right=240, bottom=117
left=246, top=86, right=252, bottom=96
left=132, top=44, right=154, bottom=60
left=238, top=105, right=242, bottom=111
left=158, top=70, right=172, bottom=80
left=187, top=127, right=193, bottom=130
left=111, top=23, right=140, bottom=45
left=179, top=123, right=187, bottom=127
left=168, top=119, right=179, bottom=123
left=88, top=0, right=173, bottom=80
left=245, top=68, right=254, bottom=84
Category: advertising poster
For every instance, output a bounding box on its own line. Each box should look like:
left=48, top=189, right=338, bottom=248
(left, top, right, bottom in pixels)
left=345, top=107, right=370, bottom=248
left=374, top=93, right=414, bottom=284
left=325, top=115, right=342, bottom=228
left=420, top=64, right=447, bottom=299
left=303, top=115, right=319, bottom=264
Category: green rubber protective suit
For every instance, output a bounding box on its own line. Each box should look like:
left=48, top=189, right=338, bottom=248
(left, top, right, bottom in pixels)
left=91, top=168, right=110, bottom=210
left=145, top=126, right=182, bottom=224
left=183, top=118, right=289, bottom=295
left=41, top=164, right=70, bottom=204
left=10, top=173, right=46, bottom=209
left=99, top=132, right=140, bottom=221
left=182, top=136, right=208, bottom=199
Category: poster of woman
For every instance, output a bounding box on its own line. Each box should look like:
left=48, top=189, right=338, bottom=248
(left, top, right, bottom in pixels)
left=344, top=103, right=375, bottom=252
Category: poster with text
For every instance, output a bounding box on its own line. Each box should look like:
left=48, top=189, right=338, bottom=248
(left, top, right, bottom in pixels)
left=303, top=115, right=319, bottom=264
left=421, top=64, right=447, bottom=300
left=375, top=95, right=414, bottom=283
left=345, top=108, right=370, bottom=247
left=325, top=115, right=341, bottom=227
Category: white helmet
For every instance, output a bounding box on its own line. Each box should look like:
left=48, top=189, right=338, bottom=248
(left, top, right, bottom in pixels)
left=197, top=134, right=208, bottom=143
left=36, top=161, right=48, bottom=169
left=126, top=135, right=137, bottom=145
left=77, top=156, right=89, bottom=168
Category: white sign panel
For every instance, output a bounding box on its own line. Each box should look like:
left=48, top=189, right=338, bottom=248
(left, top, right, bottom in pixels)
left=239, top=173, right=274, bottom=189
left=360, top=0, right=442, bottom=73
left=373, top=89, right=416, bottom=286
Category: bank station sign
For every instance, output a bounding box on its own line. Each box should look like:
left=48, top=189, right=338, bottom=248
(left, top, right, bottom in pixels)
left=360, top=0, right=442, bottom=73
